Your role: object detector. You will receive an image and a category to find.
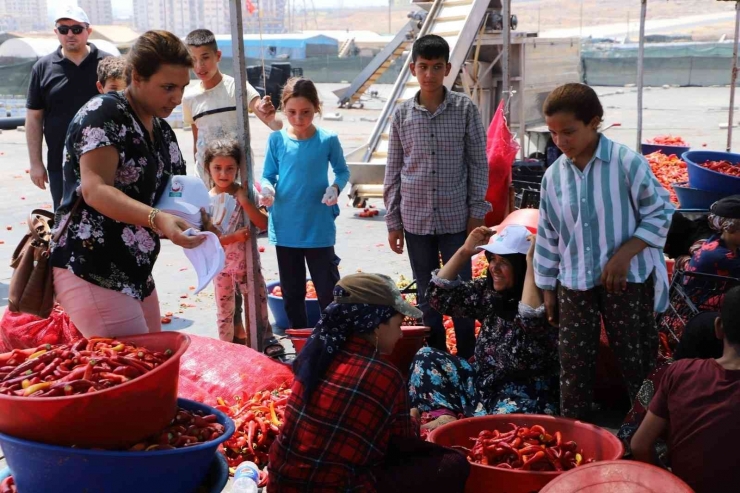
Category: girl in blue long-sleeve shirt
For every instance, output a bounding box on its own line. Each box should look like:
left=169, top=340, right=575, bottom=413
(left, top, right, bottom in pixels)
left=260, top=78, right=350, bottom=328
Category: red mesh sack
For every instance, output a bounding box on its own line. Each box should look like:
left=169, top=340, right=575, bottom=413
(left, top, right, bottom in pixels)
left=0, top=304, right=82, bottom=352
left=485, top=100, right=520, bottom=227
left=178, top=334, right=294, bottom=404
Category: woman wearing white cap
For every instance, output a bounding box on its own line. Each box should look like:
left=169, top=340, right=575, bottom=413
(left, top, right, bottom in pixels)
left=408, top=225, right=559, bottom=428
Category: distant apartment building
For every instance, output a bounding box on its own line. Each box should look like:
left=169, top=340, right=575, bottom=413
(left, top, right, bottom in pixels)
left=0, top=0, right=48, bottom=31
left=78, top=0, right=113, bottom=25
left=203, top=0, right=230, bottom=35
left=243, top=0, right=286, bottom=34
left=132, top=0, right=204, bottom=36
left=132, top=0, right=284, bottom=36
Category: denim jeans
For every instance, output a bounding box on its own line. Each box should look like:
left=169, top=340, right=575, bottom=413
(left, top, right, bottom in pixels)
left=404, top=231, right=476, bottom=359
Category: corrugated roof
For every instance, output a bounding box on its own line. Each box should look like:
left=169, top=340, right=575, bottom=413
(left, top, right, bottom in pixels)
left=90, top=25, right=141, bottom=45
left=0, top=37, right=121, bottom=59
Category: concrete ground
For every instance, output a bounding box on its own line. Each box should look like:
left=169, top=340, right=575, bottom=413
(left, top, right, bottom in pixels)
left=2, top=83, right=736, bottom=338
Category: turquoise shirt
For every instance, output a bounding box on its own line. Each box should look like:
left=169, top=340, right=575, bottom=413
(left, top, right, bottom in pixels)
left=261, top=127, right=350, bottom=248
left=534, top=135, right=676, bottom=312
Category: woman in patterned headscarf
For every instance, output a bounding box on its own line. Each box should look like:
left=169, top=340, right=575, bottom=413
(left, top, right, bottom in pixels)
left=268, top=273, right=470, bottom=493
left=681, top=196, right=740, bottom=279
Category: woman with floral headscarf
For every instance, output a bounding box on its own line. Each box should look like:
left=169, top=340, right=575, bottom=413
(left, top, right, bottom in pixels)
left=268, top=273, right=470, bottom=493
left=677, top=196, right=740, bottom=279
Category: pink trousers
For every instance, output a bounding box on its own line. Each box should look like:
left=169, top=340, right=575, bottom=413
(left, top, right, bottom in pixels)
left=53, top=267, right=161, bottom=338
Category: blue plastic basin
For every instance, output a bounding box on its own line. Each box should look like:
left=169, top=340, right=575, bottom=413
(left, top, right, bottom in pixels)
left=682, top=150, right=740, bottom=195
left=641, top=143, right=690, bottom=157
left=672, top=181, right=732, bottom=210
left=0, top=455, right=229, bottom=493
left=0, top=398, right=235, bottom=493
left=267, top=279, right=322, bottom=329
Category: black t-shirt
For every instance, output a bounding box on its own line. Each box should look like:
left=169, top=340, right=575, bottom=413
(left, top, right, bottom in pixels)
left=26, top=43, right=110, bottom=171
left=50, top=92, right=186, bottom=301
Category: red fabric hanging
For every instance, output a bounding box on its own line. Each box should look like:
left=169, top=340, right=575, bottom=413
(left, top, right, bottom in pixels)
left=485, top=100, right=520, bottom=227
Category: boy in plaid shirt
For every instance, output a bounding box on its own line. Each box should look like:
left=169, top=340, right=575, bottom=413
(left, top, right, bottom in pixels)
left=384, top=35, right=489, bottom=359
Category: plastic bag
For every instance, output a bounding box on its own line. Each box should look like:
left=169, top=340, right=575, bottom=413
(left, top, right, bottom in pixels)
left=178, top=334, right=294, bottom=404
left=0, top=304, right=82, bottom=352
left=485, top=100, right=520, bottom=227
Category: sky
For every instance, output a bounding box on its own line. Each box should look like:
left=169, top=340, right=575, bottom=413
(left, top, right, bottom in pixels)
left=53, top=0, right=399, bottom=19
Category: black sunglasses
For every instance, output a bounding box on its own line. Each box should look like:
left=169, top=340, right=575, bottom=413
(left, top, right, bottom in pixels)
left=56, top=25, right=86, bottom=35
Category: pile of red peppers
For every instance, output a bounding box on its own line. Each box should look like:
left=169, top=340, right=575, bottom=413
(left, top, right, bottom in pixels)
left=465, top=424, right=595, bottom=471
left=700, top=160, right=740, bottom=177
left=0, top=338, right=172, bottom=397
left=127, top=407, right=226, bottom=452
left=216, top=385, right=291, bottom=486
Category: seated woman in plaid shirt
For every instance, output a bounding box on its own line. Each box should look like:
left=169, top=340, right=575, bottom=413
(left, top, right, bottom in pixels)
left=268, top=273, right=470, bottom=493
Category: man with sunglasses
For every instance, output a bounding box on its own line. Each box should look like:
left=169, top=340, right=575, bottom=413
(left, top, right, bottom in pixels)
left=25, top=5, right=111, bottom=210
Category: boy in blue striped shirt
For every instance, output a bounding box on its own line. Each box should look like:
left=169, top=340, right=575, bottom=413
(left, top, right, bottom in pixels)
left=533, top=84, right=675, bottom=419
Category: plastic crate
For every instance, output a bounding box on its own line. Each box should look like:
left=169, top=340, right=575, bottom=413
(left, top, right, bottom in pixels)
left=656, top=270, right=739, bottom=343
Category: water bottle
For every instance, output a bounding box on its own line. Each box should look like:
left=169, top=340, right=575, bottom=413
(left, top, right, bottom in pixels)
left=230, top=461, right=260, bottom=493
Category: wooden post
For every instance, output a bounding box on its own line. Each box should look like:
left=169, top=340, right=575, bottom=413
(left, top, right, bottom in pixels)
left=229, top=0, right=268, bottom=351
left=502, top=0, right=511, bottom=119
left=727, top=1, right=740, bottom=152
left=636, top=0, right=647, bottom=152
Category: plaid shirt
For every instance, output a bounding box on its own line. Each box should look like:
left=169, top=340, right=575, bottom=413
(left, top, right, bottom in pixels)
left=267, top=336, right=417, bottom=492
left=384, top=88, right=490, bottom=235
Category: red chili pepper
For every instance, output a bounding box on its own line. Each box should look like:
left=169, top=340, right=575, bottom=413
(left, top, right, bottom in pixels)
left=257, top=417, right=269, bottom=446
left=247, top=420, right=257, bottom=455
left=521, top=451, right=546, bottom=470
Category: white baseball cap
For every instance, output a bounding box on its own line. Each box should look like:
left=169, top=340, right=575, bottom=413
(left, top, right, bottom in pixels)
left=477, top=224, right=532, bottom=256
left=155, top=175, right=211, bottom=216
left=55, top=5, right=90, bottom=24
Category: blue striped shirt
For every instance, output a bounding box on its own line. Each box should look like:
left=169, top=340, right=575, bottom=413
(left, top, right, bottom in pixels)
left=534, top=135, right=675, bottom=312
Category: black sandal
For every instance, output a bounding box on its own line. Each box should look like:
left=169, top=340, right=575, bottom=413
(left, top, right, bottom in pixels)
left=263, top=337, right=296, bottom=364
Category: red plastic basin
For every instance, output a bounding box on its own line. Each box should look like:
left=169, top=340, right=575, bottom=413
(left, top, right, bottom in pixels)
left=286, top=326, right=430, bottom=377
left=540, top=460, right=694, bottom=492
left=0, top=332, right=190, bottom=448
left=428, top=414, right=625, bottom=493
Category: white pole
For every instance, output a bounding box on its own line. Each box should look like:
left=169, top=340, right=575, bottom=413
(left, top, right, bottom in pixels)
left=727, top=1, right=740, bottom=152
left=502, top=0, right=511, bottom=119
left=229, top=0, right=268, bottom=350
left=636, top=0, right=647, bottom=152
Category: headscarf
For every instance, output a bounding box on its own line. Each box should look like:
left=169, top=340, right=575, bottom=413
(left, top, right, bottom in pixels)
left=709, top=196, right=740, bottom=233
left=293, top=284, right=396, bottom=400
left=485, top=252, right=528, bottom=321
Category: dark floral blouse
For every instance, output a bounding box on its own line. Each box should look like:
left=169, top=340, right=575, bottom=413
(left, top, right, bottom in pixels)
left=50, top=92, right=185, bottom=300
left=427, top=273, right=560, bottom=413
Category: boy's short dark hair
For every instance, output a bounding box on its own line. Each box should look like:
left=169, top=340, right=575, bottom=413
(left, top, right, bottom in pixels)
left=185, top=29, right=218, bottom=52
left=721, top=286, right=740, bottom=345
left=543, top=83, right=605, bottom=127
left=97, top=56, right=126, bottom=85
left=412, top=34, right=449, bottom=63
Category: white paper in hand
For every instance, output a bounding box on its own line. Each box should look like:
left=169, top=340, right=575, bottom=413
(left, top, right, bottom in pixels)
left=209, top=193, right=238, bottom=233
left=182, top=228, right=225, bottom=294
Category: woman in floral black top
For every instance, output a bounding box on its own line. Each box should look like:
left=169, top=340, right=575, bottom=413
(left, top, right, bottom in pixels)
left=51, top=31, right=205, bottom=337
left=408, top=225, right=559, bottom=428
